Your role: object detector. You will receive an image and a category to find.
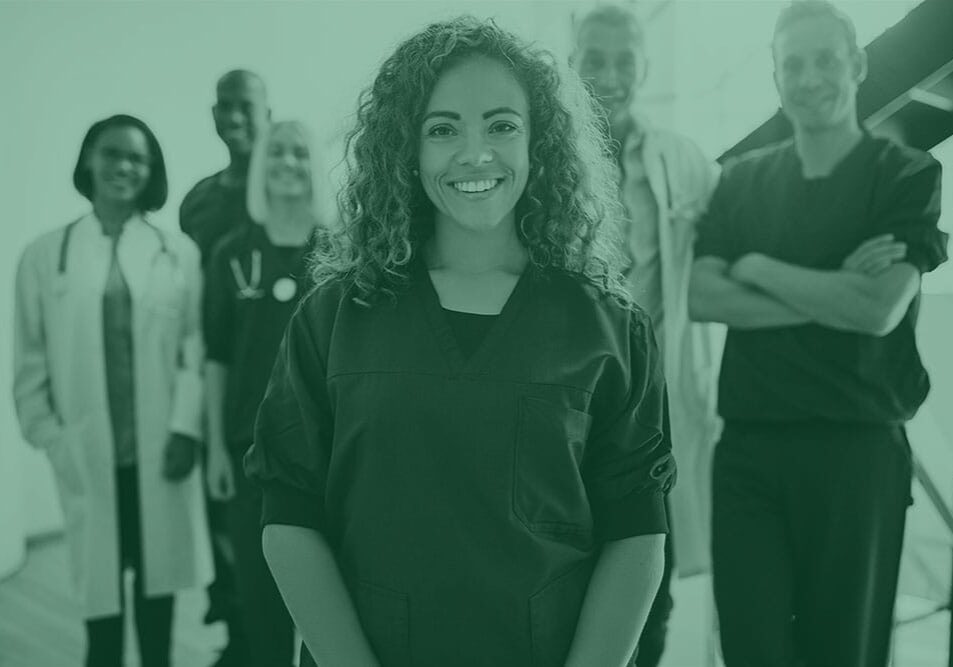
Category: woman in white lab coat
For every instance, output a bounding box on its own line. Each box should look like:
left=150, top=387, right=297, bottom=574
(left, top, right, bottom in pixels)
left=13, top=114, right=213, bottom=667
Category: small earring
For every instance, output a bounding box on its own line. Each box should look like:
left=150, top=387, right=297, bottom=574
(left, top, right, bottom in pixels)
left=412, top=168, right=419, bottom=176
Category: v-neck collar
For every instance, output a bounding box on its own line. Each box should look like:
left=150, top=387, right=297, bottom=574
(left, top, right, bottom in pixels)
left=411, top=254, right=535, bottom=377
left=790, top=130, right=873, bottom=184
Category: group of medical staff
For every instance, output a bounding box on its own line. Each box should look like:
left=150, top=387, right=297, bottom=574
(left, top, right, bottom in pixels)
left=13, top=68, right=317, bottom=664
left=11, top=2, right=949, bottom=667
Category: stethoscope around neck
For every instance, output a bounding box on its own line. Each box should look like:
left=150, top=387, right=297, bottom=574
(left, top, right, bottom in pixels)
left=56, top=214, right=176, bottom=275
left=230, top=249, right=265, bottom=299
left=229, top=248, right=302, bottom=303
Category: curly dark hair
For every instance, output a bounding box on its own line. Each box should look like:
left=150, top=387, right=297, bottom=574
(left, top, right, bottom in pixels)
left=312, top=15, right=630, bottom=306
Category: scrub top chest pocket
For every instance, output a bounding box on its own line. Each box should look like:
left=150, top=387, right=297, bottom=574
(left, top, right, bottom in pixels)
left=513, top=395, right=594, bottom=540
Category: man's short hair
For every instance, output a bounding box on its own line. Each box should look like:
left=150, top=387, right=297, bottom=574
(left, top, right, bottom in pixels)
left=216, top=69, right=267, bottom=98
left=773, top=1, right=860, bottom=55
left=573, top=3, right=645, bottom=50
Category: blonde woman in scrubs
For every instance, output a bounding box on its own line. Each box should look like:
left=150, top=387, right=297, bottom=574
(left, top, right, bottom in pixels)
left=203, top=120, right=321, bottom=667
left=13, top=114, right=213, bottom=667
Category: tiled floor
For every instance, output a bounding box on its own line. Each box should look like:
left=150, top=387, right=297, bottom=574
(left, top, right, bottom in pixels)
left=0, top=535, right=948, bottom=667
left=0, top=535, right=224, bottom=667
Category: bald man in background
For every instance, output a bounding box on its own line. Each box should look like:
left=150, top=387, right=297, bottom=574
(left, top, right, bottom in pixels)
left=180, top=69, right=270, bottom=667
left=181, top=70, right=271, bottom=262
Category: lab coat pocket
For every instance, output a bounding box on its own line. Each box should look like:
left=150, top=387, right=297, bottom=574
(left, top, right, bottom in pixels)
left=145, top=257, right=188, bottom=322
left=46, top=421, right=88, bottom=502
left=513, top=396, right=593, bottom=540
left=529, top=559, right=594, bottom=667
left=145, top=284, right=185, bottom=322
left=354, top=580, right=412, bottom=667
left=49, top=272, right=71, bottom=300
left=46, top=421, right=90, bottom=599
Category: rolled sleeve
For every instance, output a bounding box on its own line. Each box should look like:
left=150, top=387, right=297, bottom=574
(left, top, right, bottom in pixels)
left=259, top=481, right=324, bottom=531
left=584, top=312, right=677, bottom=542
left=168, top=366, right=204, bottom=439
left=878, top=155, right=947, bottom=274
left=244, top=297, right=332, bottom=534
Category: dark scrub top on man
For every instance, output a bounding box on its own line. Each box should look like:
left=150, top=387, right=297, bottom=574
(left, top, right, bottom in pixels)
left=695, top=132, right=946, bottom=667
left=245, top=259, right=676, bottom=667
left=696, top=133, right=946, bottom=424
left=180, top=171, right=254, bottom=264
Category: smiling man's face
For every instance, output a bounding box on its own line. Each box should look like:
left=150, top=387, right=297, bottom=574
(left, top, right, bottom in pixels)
left=773, top=15, right=865, bottom=134
left=213, top=74, right=269, bottom=156
left=573, top=21, right=642, bottom=123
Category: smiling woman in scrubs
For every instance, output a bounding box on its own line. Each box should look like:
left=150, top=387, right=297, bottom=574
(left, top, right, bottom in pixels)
left=203, top=120, right=320, bottom=667
left=13, top=115, right=211, bottom=667
left=245, top=18, right=675, bottom=667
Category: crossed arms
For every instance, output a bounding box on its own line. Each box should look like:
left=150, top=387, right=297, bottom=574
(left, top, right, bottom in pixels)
left=689, top=234, right=921, bottom=336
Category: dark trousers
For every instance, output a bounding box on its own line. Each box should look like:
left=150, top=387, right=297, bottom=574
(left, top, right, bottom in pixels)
left=203, top=454, right=245, bottom=665
left=712, top=422, right=912, bottom=667
left=633, top=506, right=675, bottom=667
left=226, top=446, right=296, bottom=667
left=85, top=466, right=175, bottom=667
left=206, top=498, right=237, bottom=620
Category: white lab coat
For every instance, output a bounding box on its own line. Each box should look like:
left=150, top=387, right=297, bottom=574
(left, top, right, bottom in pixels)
left=13, top=212, right=213, bottom=619
left=620, top=122, right=726, bottom=577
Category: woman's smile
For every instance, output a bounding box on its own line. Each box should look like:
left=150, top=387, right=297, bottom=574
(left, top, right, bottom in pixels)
left=447, top=176, right=506, bottom=198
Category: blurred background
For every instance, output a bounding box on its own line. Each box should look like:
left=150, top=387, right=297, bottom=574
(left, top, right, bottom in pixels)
left=1, top=1, right=951, bottom=665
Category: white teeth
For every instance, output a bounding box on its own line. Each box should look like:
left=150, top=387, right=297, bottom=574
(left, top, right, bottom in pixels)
left=452, top=179, right=499, bottom=193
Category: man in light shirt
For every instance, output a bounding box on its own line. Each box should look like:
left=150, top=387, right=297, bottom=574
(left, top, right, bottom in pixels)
left=572, top=5, right=724, bottom=665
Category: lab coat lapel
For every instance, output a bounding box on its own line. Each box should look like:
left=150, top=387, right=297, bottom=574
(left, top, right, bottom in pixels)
left=54, top=214, right=123, bottom=617
left=116, top=216, right=155, bottom=303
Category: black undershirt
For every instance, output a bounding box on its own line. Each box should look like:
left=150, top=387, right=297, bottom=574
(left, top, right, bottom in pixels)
left=442, top=308, right=499, bottom=359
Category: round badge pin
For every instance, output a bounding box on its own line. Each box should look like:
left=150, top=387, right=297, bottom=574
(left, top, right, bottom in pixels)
left=272, top=277, right=297, bottom=302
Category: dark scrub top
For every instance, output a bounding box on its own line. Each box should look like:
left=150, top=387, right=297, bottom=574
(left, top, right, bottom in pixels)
left=179, top=170, right=253, bottom=264
left=204, top=223, right=312, bottom=449
left=245, top=259, right=675, bottom=667
left=695, top=133, right=947, bottom=424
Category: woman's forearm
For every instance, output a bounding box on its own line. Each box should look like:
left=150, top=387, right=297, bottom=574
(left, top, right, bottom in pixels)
left=564, top=533, right=666, bottom=667
left=262, top=524, right=380, bottom=667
